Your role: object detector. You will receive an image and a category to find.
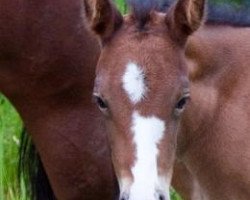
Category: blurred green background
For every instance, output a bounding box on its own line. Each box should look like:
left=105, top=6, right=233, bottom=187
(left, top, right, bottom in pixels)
left=0, top=0, right=248, bottom=199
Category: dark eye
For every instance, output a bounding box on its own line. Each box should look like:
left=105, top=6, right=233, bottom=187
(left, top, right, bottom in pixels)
left=175, top=95, right=190, bottom=113
left=176, top=97, right=188, bottom=110
left=93, top=95, right=108, bottom=110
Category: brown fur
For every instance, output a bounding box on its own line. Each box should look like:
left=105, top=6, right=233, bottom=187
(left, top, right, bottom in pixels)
left=166, top=0, right=206, bottom=45
left=176, top=25, right=250, bottom=200
left=2, top=0, right=249, bottom=199
left=0, top=0, right=118, bottom=199
left=83, top=0, right=123, bottom=43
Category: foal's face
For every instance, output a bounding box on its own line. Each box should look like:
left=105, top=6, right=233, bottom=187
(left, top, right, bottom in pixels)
left=84, top=0, right=205, bottom=199
left=94, top=14, right=189, bottom=200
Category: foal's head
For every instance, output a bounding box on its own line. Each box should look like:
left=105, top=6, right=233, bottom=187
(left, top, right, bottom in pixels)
left=84, top=0, right=205, bottom=199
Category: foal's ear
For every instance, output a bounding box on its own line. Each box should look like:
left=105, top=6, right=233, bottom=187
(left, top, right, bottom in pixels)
left=83, top=0, right=123, bottom=43
left=166, top=0, right=206, bottom=45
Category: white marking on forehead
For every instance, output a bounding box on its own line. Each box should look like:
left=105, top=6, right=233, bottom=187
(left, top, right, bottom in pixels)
left=122, top=62, right=147, bottom=104
left=130, top=111, right=165, bottom=200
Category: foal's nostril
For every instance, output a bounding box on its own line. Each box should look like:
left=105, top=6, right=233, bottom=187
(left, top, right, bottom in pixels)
left=120, top=193, right=129, bottom=200
left=159, top=194, right=165, bottom=200
left=157, top=192, right=167, bottom=200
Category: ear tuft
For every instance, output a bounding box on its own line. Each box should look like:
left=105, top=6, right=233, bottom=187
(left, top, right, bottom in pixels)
left=83, top=0, right=123, bottom=43
left=166, top=0, right=206, bottom=45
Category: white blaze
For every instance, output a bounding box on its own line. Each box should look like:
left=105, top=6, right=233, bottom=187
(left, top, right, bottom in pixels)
left=122, top=62, right=147, bottom=104
left=130, top=111, right=166, bottom=200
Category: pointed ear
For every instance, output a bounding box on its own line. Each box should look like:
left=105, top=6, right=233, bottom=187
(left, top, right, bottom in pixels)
left=83, top=0, right=123, bottom=43
left=166, top=0, right=206, bottom=45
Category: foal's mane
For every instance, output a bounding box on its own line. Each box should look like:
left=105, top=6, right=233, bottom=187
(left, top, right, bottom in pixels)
left=18, top=129, right=56, bottom=200
left=127, top=0, right=158, bottom=29
left=126, top=0, right=250, bottom=27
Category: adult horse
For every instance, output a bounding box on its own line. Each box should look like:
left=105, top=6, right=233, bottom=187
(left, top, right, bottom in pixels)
left=0, top=0, right=118, bottom=199
left=83, top=0, right=250, bottom=200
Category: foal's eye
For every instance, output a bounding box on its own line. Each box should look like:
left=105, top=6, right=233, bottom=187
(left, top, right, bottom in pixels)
left=176, top=97, right=188, bottom=110
left=175, top=95, right=190, bottom=114
left=93, top=94, right=108, bottom=111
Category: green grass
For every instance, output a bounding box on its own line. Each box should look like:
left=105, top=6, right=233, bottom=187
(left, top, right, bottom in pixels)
left=0, top=94, right=26, bottom=200
left=171, top=188, right=183, bottom=200
left=115, top=0, right=128, bottom=14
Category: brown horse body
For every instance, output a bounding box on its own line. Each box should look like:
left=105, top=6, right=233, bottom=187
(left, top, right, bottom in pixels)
left=0, top=0, right=118, bottom=199
left=174, top=25, right=250, bottom=200
left=83, top=0, right=250, bottom=199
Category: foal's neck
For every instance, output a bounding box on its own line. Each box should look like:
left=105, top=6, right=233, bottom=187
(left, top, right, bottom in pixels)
left=177, top=24, right=250, bottom=199
left=178, top=24, right=250, bottom=156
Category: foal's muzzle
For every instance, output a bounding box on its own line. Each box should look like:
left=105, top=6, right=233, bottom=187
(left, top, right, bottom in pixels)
left=119, top=191, right=168, bottom=200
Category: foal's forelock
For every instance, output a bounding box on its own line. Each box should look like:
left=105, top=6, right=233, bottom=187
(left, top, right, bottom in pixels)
left=127, top=0, right=158, bottom=29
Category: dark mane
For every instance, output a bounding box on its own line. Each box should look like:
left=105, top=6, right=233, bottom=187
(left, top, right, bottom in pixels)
left=18, top=128, right=56, bottom=200
left=127, top=0, right=158, bottom=29
left=160, top=0, right=250, bottom=27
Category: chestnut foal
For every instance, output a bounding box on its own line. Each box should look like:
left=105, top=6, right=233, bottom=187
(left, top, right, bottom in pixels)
left=84, top=0, right=250, bottom=199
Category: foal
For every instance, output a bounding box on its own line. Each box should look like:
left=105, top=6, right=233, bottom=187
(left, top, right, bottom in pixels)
left=84, top=0, right=250, bottom=199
